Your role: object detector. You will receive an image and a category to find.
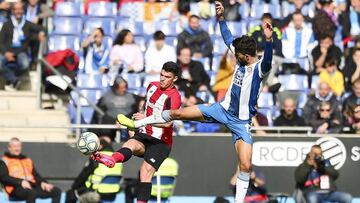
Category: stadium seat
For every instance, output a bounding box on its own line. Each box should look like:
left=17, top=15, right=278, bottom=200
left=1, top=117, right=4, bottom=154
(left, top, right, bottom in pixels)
left=250, top=3, right=281, bottom=19
left=116, top=18, right=144, bottom=35
left=52, top=17, right=83, bottom=35
left=76, top=73, right=111, bottom=89
left=257, top=92, right=274, bottom=108
left=48, top=35, right=81, bottom=52
left=196, top=90, right=215, bottom=104
left=212, top=36, right=227, bottom=56
left=199, top=19, right=215, bottom=35
left=70, top=89, right=104, bottom=107
left=88, top=2, right=117, bottom=17
left=154, top=19, right=179, bottom=36
left=195, top=57, right=211, bottom=72
left=212, top=55, right=221, bottom=72
left=84, top=17, right=115, bottom=37
left=134, top=35, right=147, bottom=52
left=297, top=91, right=308, bottom=108
left=164, top=36, right=177, bottom=47
left=239, top=2, right=251, bottom=19
left=214, top=21, right=247, bottom=37
left=55, top=2, right=83, bottom=17
left=278, top=74, right=308, bottom=91
left=311, top=75, right=320, bottom=89
left=123, top=73, right=143, bottom=89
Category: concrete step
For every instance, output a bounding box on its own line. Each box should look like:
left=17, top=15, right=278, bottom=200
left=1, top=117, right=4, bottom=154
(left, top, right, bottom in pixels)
left=0, top=128, right=74, bottom=142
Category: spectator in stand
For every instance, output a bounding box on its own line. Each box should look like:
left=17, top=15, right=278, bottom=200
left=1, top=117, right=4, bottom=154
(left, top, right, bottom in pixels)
left=145, top=31, right=176, bottom=80
left=0, top=0, right=10, bottom=21
left=176, top=47, right=210, bottom=93
left=343, top=48, right=360, bottom=91
left=274, top=98, right=306, bottom=127
left=311, top=34, right=342, bottom=74
left=310, top=101, right=342, bottom=133
left=66, top=136, right=122, bottom=203
left=248, top=13, right=283, bottom=56
left=343, top=78, right=360, bottom=121
left=312, top=0, right=338, bottom=40
left=212, top=49, right=236, bottom=101
left=143, top=0, right=173, bottom=23
left=295, top=145, right=352, bottom=203
left=91, top=76, right=137, bottom=140
left=303, top=82, right=341, bottom=125
left=24, top=0, right=52, bottom=25
left=339, top=0, right=360, bottom=40
left=319, top=58, right=345, bottom=97
left=197, top=0, right=214, bottom=20
left=0, top=137, right=62, bottom=203
left=280, top=0, right=313, bottom=27
left=0, top=1, right=45, bottom=90
left=282, top=11, right=315, bottom=60
left=343, top=104, right=360, bottom=134
left=82, top=28, right=110, bottom=74
left=222, top=0, right=243, bottom=21
left=109, top=29, right=143, bottom=74
left=177, top=15, right=213, bottom=59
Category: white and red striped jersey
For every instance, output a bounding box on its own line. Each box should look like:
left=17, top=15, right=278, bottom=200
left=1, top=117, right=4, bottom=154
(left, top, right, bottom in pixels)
left=140, top=82, right=181, bottom=147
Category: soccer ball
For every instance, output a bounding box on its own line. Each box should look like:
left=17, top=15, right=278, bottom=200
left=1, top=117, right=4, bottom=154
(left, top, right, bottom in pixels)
left=77, top=132, right=100, bottom=155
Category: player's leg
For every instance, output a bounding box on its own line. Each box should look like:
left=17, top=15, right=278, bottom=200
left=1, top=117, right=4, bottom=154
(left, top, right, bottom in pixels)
left=118, top=105, right=206, bottom=128
left=234, top=139, right=252, bottom=203
left=92, top=133, right=146, bottom=167
left=136, top=140, right=171, bottom=203
left=137, top=161, right=156, bottom=203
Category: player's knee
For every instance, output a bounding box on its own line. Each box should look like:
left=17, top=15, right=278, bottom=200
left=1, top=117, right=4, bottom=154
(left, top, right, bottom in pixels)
left=140, top=164, right=156, bottom=182
left=239, top=162, right=252, bottom=172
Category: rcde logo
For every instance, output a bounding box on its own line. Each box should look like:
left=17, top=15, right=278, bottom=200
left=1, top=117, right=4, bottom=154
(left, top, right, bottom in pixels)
left=252, top=137, right=347, bottom=169
left=315, top=137, right=347, bottom=170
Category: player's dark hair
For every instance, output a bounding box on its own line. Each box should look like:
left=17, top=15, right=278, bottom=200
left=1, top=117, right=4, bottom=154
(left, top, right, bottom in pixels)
left=232, top=36, right=257, bottom=56
left=162, top=61, right=180, bottom=77
left=114, top=29, right=133, bottom=46
left=153, top=31, right=166, bottom=40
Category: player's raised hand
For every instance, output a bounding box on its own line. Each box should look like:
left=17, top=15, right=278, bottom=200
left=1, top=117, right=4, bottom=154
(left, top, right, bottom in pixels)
left=262, top=21, right=273, bottom=42
left=215, top=1, right=225, bottom=21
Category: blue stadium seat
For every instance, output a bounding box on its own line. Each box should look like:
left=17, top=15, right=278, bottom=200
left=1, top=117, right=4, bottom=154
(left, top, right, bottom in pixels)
left=116, top=18, right=144, bottom=35
left=123, top=73, right=143, bottom=89
left=52, top=17, right=83, bottom=35
left=250, top=3, right=281, bottom=19
left=55, top=2, right=83, bottom=17
left=164, top=36, right=177, bottom=47
left=154, top=19, right=179, bottom=36
left=297, top=91, right=308, bottom=108
left=278, top=74, right=308, bottom=91
left=48, top=35, right=81, bottom=52
left=196, top=90, right=215, bottom=103
left=88, top=2, right=117, bottom=17
left=76, top=73, right=111, bottom=89
left=311, top=75, right=320, bottom=89
left=212, top=36, right=227, bottom=56
left=239, top=2, right=251, bottom=19
left=84, top=17, right=115, bottom=37
left=134, top=35, right=147, bottom=52
left=214, top=21, right=247, bottom=37
left=212, top=55, right=221, bottom=72
left=194, top=57, right=211, bottom=72
left=257, top=92, right=274, bottom=108
left=199, top=19, right=215, bottom=35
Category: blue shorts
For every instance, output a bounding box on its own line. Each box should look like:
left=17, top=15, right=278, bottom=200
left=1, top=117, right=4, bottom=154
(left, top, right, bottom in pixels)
left=197, top=103, right=253, bottom=144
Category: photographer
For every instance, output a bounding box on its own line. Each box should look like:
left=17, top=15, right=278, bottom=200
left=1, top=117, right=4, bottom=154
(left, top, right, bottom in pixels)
left=295, top=145, right=352, bottom=203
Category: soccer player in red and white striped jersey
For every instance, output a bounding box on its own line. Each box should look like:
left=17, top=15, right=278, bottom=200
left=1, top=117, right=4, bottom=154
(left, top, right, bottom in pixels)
left=92, top=61, right=181, bottom=203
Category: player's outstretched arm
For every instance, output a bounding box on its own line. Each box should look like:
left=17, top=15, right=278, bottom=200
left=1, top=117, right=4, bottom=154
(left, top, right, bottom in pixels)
left=261, top=21, right=274, bottom=74
left=215, top=1, right=234, bottom=49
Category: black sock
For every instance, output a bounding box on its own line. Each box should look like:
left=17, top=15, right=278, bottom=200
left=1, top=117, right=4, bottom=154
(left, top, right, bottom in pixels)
left=137, top=182, right=152, bottom=202
left=116, top=147, right=133, bottom=162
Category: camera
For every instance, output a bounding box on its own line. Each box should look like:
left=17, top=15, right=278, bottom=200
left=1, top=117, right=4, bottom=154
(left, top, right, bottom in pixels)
left=314, top=156, right=325, bottom=167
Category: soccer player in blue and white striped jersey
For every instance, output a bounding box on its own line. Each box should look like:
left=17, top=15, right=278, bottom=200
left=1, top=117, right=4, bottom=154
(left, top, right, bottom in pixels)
left=115, top=1, right=273, bottom=202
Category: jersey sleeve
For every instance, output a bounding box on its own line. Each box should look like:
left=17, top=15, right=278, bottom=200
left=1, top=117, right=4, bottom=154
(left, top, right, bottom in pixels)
left=219, top=20, right=235, bottom=53
left=164, top=92, right=182, bottom=110
left=259, top=41, right=273, bottom=78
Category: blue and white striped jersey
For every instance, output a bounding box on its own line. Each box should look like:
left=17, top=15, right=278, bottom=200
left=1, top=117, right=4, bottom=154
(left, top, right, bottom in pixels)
left=218, top=20, right=273, bottom=121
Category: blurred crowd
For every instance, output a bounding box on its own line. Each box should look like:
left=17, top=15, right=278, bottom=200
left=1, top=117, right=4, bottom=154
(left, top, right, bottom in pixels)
left=0, top=0, right=360, bottom=135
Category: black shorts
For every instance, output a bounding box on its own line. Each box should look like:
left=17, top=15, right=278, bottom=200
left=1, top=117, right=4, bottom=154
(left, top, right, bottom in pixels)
left=131, top=132, right=171, bottom=170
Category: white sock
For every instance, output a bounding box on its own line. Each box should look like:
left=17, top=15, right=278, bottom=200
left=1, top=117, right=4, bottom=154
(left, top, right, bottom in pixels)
left=134, top=114, right=166, bottom=128
left=235, top=171, right=250, bottom=203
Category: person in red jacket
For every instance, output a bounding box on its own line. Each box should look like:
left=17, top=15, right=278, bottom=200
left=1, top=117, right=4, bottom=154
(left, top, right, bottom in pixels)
left=0, top=137, right=61, bottom=203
